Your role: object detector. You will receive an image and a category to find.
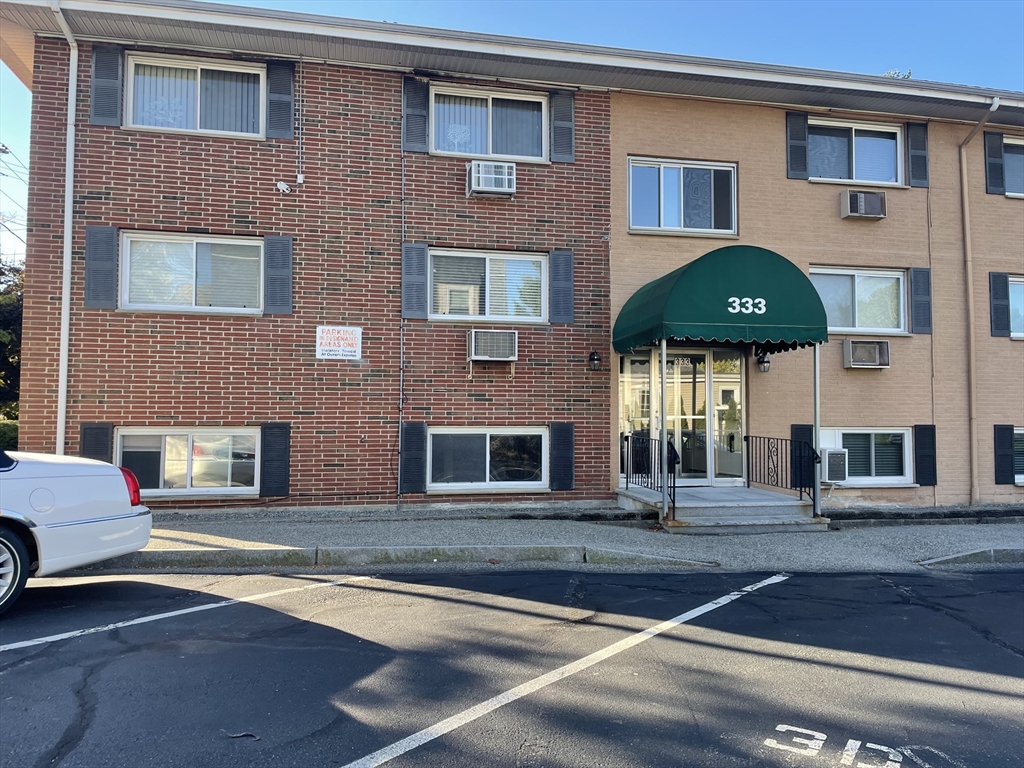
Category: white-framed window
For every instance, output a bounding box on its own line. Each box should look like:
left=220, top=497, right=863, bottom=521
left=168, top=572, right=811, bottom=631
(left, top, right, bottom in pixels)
left=1010, top=276, right=1024, bottom=338
left=116, top=427, right=260, bottom=497
left=429, top=249, right=546, bottom=322
left=628, top=158, right=737, bottom=235
left=1004, top=137, right=1024, bottom=197
left=430, top=85, right=547, bottom=161
left=125, top=54, right=266, bottom=139
left=1015, top=428, right=1024, bottom=484
left=427, top=427, right=548, bottom=491
left=809, top=267, right=906, bottom=334
left=120, top=232, right=263, bottom=314
left=808, top=118, right=903, bottom=185
left=820, top=428, right=913, bottom=486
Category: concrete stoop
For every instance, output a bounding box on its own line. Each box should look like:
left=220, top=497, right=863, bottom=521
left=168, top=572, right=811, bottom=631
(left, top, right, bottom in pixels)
left=619, top=486, right=826, bottom=534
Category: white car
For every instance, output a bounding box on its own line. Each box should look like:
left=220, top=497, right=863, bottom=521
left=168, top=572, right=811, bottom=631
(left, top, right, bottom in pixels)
left=0, top=450, right=151, bottom=615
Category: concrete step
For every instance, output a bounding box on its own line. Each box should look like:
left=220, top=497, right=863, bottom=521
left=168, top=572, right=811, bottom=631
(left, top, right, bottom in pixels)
left=664, top=515, right=830, bottom=535
left=618, top=488, right=812, bottom=518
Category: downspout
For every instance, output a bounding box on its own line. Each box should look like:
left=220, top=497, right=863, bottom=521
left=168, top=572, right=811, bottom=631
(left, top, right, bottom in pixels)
left=959, top=96, right=1000, bottom=504
left=52, top=1, right=78, bottom=455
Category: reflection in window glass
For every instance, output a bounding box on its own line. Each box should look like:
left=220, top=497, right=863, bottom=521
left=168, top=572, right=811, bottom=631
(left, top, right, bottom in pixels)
left=856, top=275, right=901, bottom=329
left=490, top=259, right=542, bottom=317
left=118, top=432, right=258, bottom=494
left=808, top=126, right=850, bottom=179
left=809, top=124, right=899, bottom=182
left=196, top=243, right=261, bottom=308
left=682, top=168, right=712, bottom=229
left=1010, top=279, right=1024, bottom=335
left=431, top=434, right=487, bottom=483
left=662, top=166, right=681, bottom=228
left=430, top=253, right=543, bottom=320
left=810, top=271, right=902, bottom=331
left=809, top=273, right=854, bottom=328
left=489, top=434, right=542, bottom=481
left=133, top=64, right=197, bottom=130
left=1004, top=144, right=1024, bottom=196
left=434, top=94, right=488, bottom=155
left=630, top=164, right=660, bottom=228
left=431, top=255, right=485, bottom=316
left=129, top=240, right=194, bottom=306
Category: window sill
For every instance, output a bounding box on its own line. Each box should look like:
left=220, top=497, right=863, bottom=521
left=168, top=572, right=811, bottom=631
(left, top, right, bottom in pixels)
left=829, top=330, right=912, bottom=337
left=628, top=228, right=739, bottom=239
left=1005, top=193, right=1024, bottom=199
left=430, top=150, right=550, bottom=166
left=117, top=307, right=264, bottom=318
left=827, top=482, right=919, bottom=489
left=808, top=178, right=909, bottom=190
left=428, top=317, right=547, bottom=326
left=1012, top=335, right=1024, bottom=341
left=140, top=491, right=260, bottom=501
left=426, top=486, right=550, bottom=495
left=122, top=125, right=267, bottom=142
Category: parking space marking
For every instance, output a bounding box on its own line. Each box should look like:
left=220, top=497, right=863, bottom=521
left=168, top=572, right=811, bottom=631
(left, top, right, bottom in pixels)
left=0, top=575, right=372, bottom=653
left=339, top=573, right=790, bottom=768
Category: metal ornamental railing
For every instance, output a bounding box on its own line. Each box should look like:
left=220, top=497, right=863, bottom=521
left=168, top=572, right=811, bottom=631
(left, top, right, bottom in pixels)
left=623, top=434, right=676, bottom=516
left=744, top=435, right=819, bottom=507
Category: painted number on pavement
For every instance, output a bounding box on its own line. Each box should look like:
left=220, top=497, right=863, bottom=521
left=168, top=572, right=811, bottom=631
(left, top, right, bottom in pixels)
left=763, top=724, right=968, bottom=768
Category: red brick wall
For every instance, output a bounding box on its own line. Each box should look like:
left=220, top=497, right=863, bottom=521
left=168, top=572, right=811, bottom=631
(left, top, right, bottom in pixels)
left=22, top=38, right=613, bottom=507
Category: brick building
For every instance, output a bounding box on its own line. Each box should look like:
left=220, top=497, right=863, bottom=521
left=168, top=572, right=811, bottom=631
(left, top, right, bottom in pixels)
left=1, top=0, right=1021, bottom=522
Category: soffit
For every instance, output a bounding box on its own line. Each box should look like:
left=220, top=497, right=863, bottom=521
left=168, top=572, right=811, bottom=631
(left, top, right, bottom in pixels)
left=1, top=0, right=1022, bottom=127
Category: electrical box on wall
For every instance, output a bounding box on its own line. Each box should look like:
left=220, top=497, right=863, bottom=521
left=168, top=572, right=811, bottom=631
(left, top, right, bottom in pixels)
left=841, top=190, right=887, bottom=219
left=843, top=339, right=890, bottom=368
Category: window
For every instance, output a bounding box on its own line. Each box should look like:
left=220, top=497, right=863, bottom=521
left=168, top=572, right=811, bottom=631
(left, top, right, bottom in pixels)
left=808, top=119, right=902, bottom=185
left=121, top=232, right=263, bottom=314
left=117, top=428, right=259, bottom=497
left=809, top=268, right=905, bottom=333
left=431, top=86, right=546, bottom=161
left=125, top=54, right=266, bottom=138
left=429, top=250, right=546, bottom=322
left=1011, top=276, right=1024, bottom=338
left=427, top=427, right=547, bottom=491
left=1004, top=137, right=1024, bottom=196
left=821, top=428, right=913, bottom=485
left=1016, top=429, right=1024, bottom=484
left=629, top=159, right=736, bottom=234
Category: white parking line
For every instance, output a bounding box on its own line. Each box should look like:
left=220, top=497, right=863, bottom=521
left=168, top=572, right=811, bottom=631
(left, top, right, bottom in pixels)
left=339, top=573, right=791, bottom=768
left=0, top=576, right=372, bottom=653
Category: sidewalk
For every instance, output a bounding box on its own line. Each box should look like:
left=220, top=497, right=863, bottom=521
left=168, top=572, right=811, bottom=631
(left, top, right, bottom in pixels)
left=89, top=508, right=1024, bottom=574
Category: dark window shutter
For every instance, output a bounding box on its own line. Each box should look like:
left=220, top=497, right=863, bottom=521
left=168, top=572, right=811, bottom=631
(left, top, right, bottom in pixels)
left=80, top=423, right=113, bottom=463
left=990, top=272, right=1011, bottom=337
left=549, top=90, right=575, bottom=163
left=263, top=235, right=293, bottom=315
left=403, top=77, right=430, bottom=153
left=399, top=422, right=427, bottom=494
left=548, top=249, right=574, bottom=324
left=913, top=424, right=937, bottom=486
left=402, top=242, right=428, bottom=319
left=786, top=112, right=809, bottom=180
left=266, top=61, right=295, bottom=140
left=790, top=423, right=814, bottom=488
left=260, top=422, right=291, bottom=497
left=909, top=267, right=932, bottom=334
left=90, top=45, right=122, bottom=126
left=984, top=132, right=1005, bottom=195
left=994, top=424, right=1015, bottom=484
left=84, top=225, right=118, bottom=309
left=549, top=422, right=575, bottom=491
left=907, top=122, right=929, bottom=188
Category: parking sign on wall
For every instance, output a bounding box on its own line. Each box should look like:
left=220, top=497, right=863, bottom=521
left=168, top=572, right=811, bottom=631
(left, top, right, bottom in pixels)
left=316, top=326, right=362, bottom=360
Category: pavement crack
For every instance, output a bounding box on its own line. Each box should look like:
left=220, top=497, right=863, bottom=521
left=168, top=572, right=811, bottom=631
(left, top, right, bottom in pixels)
left=876, top=576, right=1024, bottom=659
left=31, top=659, right=111, bottom=768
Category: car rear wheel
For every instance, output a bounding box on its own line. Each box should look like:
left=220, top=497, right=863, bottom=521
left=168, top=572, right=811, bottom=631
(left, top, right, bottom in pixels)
left=0, top=528, right=30, bottom=616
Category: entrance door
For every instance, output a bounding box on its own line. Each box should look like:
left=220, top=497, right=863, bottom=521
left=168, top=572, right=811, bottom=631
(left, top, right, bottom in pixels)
left=619, top=348, right=744, bottom=486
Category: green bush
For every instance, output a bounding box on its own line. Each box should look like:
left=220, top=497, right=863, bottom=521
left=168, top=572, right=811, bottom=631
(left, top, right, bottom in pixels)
left=0, top=421, right=17, bottom=451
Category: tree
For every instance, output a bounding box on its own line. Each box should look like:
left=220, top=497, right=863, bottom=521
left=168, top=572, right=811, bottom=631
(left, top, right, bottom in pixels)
left=882, top=69, right=912, bottom=79
left=0, top=260, right=23, bottom=419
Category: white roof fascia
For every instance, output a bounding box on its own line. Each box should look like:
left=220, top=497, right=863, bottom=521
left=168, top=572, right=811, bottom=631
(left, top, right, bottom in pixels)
left=8, top=0, right=1024, bottom=111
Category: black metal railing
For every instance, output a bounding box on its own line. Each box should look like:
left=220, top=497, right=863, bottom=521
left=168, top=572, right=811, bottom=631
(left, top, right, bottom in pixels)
left=744, top=435, right=819, bottom=506
left=623, top=434, right=676, bottom=516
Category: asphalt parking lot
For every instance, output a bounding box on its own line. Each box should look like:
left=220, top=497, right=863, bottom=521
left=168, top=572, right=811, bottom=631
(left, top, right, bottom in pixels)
left=2, top=569, right=1022, bottom=768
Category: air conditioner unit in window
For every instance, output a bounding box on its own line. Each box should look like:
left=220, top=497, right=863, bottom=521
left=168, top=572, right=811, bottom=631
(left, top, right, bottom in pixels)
left=841, top=190, right=887, bottom=219
left=843, top=338, right=891, bottom=368
left=467, top=329, right=518, bottom=361
left=821, top=448, right=849, bottom=483
left=467, top=161, right=516, bottom=196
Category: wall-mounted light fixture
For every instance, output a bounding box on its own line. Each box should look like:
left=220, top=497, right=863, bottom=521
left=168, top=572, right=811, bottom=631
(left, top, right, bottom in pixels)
left=756, top=353, right=771, bottom=373
left=588, top=351, right=602, bottom=371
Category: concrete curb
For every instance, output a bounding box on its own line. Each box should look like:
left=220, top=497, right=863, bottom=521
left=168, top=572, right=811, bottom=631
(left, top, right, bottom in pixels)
left=918, top=548, right=1024, bottom=566
left=82, top=545, right=719, bottom=571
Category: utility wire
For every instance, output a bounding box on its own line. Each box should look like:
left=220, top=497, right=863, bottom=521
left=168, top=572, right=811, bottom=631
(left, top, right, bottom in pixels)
left=0, top=221, right=26, bottom=245
left=0, top=144, right=29, bottom=172
left=0, top=161, right=27, bottom=185
left=0, top=189, right=27, bottom=212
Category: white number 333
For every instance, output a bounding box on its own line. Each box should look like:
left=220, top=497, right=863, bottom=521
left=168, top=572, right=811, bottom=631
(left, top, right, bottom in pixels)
left=728, top=297, right=766, bottom=314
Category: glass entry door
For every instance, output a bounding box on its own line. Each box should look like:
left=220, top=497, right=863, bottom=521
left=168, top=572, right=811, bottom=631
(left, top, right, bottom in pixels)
left=619, top=348, right=744, bottom=486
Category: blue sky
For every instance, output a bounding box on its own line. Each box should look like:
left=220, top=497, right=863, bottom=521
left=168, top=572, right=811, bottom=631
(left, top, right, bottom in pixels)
left=2, top=0, right=1023, bottom=261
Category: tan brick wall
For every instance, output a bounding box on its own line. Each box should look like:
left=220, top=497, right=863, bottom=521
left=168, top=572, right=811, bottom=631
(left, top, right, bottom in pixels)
left=609, top=92, right=1024, bottom=506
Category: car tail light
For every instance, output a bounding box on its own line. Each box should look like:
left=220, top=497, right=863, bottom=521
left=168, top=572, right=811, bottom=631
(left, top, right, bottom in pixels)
left=120, top=467, right=142, bottom=507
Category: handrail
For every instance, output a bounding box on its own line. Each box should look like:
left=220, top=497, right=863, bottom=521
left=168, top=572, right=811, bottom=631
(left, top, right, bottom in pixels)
left=744, top=435, right=820, bottom=509
left=623, top=434, right=676, bottom=517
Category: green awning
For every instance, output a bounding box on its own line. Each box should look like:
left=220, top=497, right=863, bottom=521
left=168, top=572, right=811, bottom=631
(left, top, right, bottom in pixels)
left=613, top=245, right=828, bottom=354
